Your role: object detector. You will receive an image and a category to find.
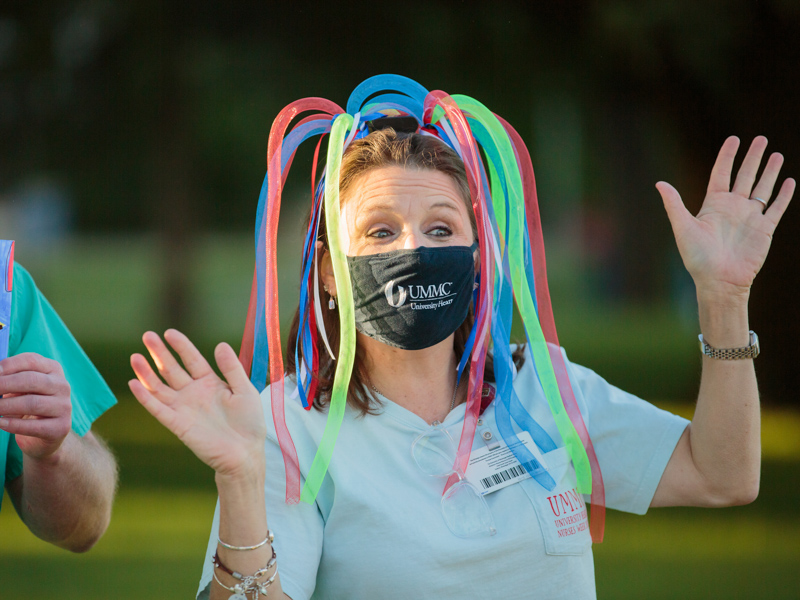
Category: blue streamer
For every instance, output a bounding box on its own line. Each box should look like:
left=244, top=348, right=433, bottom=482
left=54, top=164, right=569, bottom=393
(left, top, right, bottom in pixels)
left=346, top=74, right=429, bottom=115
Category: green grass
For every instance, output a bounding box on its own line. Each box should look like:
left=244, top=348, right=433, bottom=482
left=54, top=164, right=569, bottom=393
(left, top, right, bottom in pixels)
left=595, top=510, right=800, bottom=599
left=0, top=489, right=217, bottom=598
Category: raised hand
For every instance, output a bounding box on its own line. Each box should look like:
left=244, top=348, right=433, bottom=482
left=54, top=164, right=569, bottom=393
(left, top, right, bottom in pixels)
left=0, top=353, right=72, bottom=459
left=656, top=136, right=795, bottom=299
left=129, top=330, right=266, bottom=479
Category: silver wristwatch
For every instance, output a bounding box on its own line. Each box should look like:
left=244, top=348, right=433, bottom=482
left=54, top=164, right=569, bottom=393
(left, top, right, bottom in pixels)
left=698, top=330, right=760, bottom=359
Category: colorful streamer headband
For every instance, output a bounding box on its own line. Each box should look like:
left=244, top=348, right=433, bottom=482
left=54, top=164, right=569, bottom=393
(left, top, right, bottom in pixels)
left=238, top=75, right=605, bottom=542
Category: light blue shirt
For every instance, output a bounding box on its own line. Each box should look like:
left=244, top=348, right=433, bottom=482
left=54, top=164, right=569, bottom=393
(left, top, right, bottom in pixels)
left=198, top=346, right=688, bottom=600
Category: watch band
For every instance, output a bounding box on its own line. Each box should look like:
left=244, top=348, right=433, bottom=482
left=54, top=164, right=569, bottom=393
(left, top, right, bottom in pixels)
left=698, top=330, right=760, bottom=359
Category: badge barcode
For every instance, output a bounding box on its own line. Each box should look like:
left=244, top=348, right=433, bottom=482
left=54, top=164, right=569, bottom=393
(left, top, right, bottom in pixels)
left=479, top=464, right=528, bottom=489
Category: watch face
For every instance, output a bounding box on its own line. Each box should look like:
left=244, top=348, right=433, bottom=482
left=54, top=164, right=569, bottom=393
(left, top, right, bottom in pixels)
left=749, top=331, right=760, bottom=358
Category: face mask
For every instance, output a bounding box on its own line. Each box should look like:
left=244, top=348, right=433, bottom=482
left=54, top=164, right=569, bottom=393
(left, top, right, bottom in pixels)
left=347, top=243, right=476, bottom=350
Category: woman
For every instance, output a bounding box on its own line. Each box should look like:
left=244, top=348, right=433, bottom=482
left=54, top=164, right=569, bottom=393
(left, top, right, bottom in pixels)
left=129, top=77, right=793, bottom=599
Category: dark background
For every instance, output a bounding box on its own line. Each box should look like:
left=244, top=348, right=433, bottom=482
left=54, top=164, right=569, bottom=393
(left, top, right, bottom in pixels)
left=1, top=0, right=798, bottom=405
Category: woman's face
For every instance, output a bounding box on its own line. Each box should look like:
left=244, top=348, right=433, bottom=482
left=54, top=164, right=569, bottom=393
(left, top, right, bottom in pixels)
left=341, top=166, right=475, bottom=256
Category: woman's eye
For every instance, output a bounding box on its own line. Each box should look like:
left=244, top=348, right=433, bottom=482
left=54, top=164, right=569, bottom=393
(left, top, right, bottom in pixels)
left=428, top=226, right=453, bottom=237
left=367, top=228, right=392, bottom=239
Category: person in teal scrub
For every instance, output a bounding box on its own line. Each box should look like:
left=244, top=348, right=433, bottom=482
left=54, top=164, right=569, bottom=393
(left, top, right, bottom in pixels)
left=0, top=256, right=118, bottom=553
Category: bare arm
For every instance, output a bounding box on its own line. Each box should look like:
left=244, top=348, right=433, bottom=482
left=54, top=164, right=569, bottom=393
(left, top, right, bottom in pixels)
left=130, top=330, right=291, bottom=599
left=0, top=353, right=118, bottom=551
left=5, top=430, right=117, bottom=551
left=651, top=136, right=794, bottom=507
left=651, top=296, right=759, bottom=507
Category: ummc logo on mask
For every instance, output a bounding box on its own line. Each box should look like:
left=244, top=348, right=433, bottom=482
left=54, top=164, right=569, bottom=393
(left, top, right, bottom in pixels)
left=384, top=280, right=408, bottom=307
left=384, top=280, right=455, bottom=310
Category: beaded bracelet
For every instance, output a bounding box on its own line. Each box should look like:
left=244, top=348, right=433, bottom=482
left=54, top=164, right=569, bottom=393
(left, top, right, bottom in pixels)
left=213, top=546, right=276, bottom=580
left=212, top=546, right=278, bottom=599
left=212, top=568, right=277, bottom=599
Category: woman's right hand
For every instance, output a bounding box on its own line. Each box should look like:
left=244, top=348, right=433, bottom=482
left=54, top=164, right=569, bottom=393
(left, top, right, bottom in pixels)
left=129, top=330, right=266, bottom=480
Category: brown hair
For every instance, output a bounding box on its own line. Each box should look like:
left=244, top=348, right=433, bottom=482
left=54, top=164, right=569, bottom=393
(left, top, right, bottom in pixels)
left=285, top=128, right=524, bottom=416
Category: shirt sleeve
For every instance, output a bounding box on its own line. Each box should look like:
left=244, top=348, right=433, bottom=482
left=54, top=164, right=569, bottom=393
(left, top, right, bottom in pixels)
left=197, top=387, right=325, bottom=600
left=8, top=264, right=116, bottom=435
left=563, top=351, right=690, bottom=515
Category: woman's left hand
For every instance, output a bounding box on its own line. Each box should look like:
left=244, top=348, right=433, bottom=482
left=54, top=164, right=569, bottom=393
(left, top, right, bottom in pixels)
left=656, top=136, right=795, bottom=301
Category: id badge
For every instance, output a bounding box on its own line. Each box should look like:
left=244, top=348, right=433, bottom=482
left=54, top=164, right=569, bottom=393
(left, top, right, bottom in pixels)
left=464, top=431, right=549, bottom=495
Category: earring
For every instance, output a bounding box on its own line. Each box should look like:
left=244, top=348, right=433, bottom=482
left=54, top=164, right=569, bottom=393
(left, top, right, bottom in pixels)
left=323, top=284, right=336, bottom=309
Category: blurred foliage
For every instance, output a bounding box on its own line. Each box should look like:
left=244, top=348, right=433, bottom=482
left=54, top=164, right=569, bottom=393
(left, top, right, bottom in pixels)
left=2, top=0, right=798, bottom=401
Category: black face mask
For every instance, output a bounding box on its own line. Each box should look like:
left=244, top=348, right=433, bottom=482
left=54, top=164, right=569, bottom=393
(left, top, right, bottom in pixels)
left=347, top=244, right=476, bottom=350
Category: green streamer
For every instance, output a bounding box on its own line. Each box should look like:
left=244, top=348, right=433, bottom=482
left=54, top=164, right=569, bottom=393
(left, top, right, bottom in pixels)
left=300, top=113, right=356, bottom=504
left=486, top=156, right=507, bottom=244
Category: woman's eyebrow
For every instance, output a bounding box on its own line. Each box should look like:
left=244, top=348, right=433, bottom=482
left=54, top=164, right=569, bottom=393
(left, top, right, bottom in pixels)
left=353, top=198, right=462, bottom=220
left=429, top=201, right=462, bottom=213
left=358, top=202, right=397, bottom=213
left=352, top=203, right=396, bottom=230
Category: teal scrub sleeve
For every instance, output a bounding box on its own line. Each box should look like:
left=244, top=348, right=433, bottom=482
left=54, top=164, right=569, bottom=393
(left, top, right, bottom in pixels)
left=8, top=264, right=117, bottom=436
